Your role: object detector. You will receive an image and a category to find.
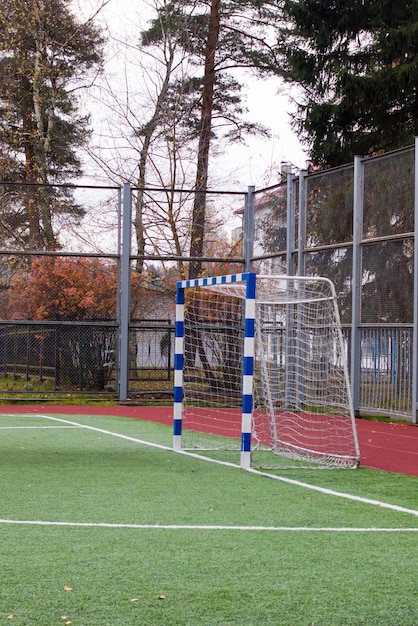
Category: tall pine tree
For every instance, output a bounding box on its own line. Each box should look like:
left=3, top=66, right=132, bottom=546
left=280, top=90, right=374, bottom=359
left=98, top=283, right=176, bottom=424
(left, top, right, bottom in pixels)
left=139, top=0, right=277, bottom=279
left=277, top=0, right=418, bottom=166
left=0, top=0, right=104, bottom=249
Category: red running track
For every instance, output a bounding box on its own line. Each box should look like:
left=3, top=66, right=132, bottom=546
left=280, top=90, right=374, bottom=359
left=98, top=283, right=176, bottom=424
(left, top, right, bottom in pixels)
left=0, top=405, right=417, bottom=477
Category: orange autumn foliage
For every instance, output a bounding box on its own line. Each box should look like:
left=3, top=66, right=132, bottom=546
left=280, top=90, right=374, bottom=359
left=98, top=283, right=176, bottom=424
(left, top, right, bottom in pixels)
left=9, top=257, right=144, bottom=321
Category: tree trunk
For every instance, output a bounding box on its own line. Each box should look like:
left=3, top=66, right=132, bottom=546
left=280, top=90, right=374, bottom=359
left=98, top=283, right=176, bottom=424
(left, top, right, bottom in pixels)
left=134, top=42, right=176, bottom=273
left=32, top=6, right=58, bottom=250
left=21, top=71, right=43, bottom=250
left=188, top=0, right=220, bottom=280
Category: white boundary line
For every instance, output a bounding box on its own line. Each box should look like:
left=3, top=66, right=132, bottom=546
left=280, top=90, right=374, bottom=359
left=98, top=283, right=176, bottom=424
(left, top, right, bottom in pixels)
left=0, top=426, right=79, bottom=430
left=0, top=519, right=417, bottom=531
left=3, top=413, right=418, bottom=519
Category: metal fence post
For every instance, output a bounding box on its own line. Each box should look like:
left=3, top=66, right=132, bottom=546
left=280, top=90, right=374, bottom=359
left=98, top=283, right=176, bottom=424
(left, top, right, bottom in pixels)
left=119, top=183, right=132, bottom=402
left=351, top=156, right=364, bottom=417
left=243, top=186, right=255, bottom=272
left=297, top=169, right=308, bottom=276
left=115, top=186, right=122, bottom=396
left=412, top=138, right=418, bottom=424
left=286, top=173, right=296, bottom=276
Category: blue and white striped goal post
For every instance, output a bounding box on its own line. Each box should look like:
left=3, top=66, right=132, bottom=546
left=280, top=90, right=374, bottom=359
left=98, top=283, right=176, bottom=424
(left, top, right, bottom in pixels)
left=173, top=272, right=256, bottom=469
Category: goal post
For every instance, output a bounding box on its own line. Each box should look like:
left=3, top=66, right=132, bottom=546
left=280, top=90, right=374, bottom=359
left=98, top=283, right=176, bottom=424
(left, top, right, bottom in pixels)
left=173, top=272, right=360, bottom=470
left=173, top=272, right=256, bottom=468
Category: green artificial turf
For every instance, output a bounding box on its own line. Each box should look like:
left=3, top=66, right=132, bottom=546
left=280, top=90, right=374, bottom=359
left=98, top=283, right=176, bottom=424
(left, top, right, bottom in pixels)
left=0, top=412, right=417, bottom=625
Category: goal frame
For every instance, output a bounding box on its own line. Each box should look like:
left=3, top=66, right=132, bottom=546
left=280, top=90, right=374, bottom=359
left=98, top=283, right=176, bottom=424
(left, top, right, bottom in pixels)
left=173, top=272, right=256, bottom=468
left=173, top=272, right=360, bottom=469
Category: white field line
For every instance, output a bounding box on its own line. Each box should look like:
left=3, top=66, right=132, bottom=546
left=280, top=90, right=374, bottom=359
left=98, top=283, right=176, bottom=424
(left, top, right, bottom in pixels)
left=4, top=413, right=418, bottom=519
left=0, top=519, right=417, bottom=532
left=0, top=426, right=79, bottom=429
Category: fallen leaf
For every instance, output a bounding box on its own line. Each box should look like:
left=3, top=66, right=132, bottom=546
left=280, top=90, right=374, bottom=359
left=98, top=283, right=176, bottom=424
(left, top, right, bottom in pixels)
left=64, top=585, right=73, bottom=592
left=130, top=598, right=139, bottom=603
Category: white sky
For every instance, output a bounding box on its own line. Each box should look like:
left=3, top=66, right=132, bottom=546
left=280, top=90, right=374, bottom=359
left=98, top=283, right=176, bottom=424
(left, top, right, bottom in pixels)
left=75, top=0, right=308, bottom=191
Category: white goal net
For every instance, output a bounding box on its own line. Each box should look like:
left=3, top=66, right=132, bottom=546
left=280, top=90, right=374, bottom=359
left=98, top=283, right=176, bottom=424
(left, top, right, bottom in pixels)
left=173, top=273, right=360, bottom=469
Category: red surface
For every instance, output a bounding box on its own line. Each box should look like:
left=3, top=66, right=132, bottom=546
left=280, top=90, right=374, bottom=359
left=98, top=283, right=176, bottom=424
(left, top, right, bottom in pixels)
left=0, top=405, right=417, bottom=476
left=355, top=419, right=418, bottom=476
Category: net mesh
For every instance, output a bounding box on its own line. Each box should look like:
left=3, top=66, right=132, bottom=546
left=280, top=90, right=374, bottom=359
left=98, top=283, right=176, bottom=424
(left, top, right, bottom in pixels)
left=180, top=276, right=359, bottom=469
left=181, top=288, right=244, bottom=451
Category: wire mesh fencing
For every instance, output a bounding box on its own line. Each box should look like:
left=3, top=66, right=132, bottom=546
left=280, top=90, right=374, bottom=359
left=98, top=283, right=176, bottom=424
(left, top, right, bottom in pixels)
left=251, top=145, right=416, bottom=420
left=0, top=146, right=417, bottom=420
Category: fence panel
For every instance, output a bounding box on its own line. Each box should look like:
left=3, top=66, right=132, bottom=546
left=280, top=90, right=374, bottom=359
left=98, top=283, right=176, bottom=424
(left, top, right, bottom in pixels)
left=0, top=322, right=117, bottom=395
left=1, top=148, right=417, bottom=421
left=127, top=322, right=174, bottom=398
left=358, top=326, right=413, bottom=417
left=254, top=146, right=416, bottom=420
left=251, top=182, right=288, bottom=273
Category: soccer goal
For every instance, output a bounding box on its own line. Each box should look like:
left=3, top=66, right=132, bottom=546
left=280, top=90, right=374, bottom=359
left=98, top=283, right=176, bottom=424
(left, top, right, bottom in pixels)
left=173, top=273, right=360, bottom=469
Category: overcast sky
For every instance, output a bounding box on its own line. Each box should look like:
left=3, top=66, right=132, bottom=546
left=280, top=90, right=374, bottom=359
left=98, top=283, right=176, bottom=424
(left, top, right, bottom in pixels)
left=74, top=0, right=308, bottom=190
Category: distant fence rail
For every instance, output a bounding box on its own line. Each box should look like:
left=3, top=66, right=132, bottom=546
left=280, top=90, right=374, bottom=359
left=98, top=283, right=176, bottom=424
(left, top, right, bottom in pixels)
left=0, top=321, right=118, bottom=394
left=0, top=320, right=177, bottom=396
left=343, top=326, right=413, bottom=418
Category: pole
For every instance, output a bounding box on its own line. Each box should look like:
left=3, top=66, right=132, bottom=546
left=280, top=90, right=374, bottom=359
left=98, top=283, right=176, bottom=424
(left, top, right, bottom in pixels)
left=119, top=183, right=132, bottom=402
left=243, top=186, right=255, bottom=272
left=297, top=170, right=308, bottom=276
left=412, top=137, right=418, bottom=423
left=351, top=156, right=364, bottom=417
left=286, top=172, right=296, bottom=276
left=173, top=283, right=185, bottom=451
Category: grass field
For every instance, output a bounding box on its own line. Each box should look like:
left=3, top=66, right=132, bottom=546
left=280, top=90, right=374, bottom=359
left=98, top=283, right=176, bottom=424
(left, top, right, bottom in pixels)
left=0, top=412, right=417, bottom=625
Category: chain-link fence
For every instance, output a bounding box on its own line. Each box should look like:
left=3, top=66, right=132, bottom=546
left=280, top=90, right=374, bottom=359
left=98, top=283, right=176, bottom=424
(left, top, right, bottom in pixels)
left=0, top=182, right=123, bottom=399
left=0, top=182, right=246, bottom=401
left=252, top=145, right=417, bottom=421
left=0, top=322, right=117, bottom=393
left=1, top=146, right=418, bottom=420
